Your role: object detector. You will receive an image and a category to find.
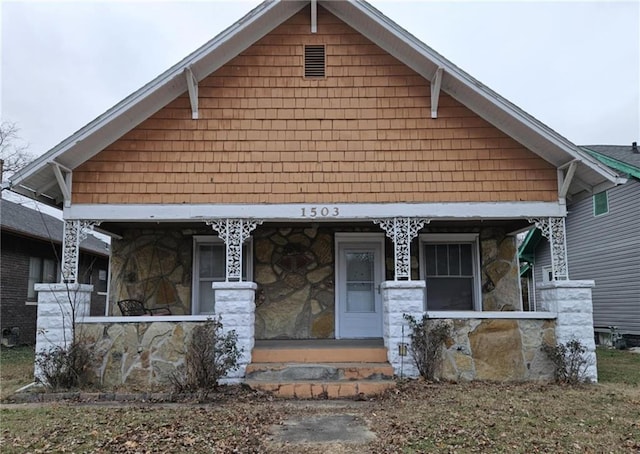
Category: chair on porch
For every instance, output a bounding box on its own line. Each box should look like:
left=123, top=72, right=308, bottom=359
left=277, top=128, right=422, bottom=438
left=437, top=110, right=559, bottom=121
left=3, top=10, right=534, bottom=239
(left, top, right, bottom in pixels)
left=117, top=299, right=172, bottom=316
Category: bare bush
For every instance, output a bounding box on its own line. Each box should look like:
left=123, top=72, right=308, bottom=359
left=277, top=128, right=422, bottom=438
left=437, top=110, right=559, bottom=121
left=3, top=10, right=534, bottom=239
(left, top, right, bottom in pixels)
left=543, top=339, right=593, bottom=384
left=404, top=314, right=451, bottom=380
left=171, top=317, right=241, bottom=399
left=35, top=342, right=93, bottom=390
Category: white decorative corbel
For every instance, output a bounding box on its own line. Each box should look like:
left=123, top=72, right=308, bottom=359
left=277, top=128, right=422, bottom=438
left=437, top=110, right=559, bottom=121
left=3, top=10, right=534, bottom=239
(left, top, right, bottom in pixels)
left=311, top=0, right=317, bottom=33
left=185, top=66, right=199, bottom=120
left=206, top=219, right=263, bottom=281
left=529, top=217, right=569, bottom=281
left=430, top=67, right=444, bottom=119
left=373, top=217, right=430, bottom=280
left=50, top=162, right=72, bottom=207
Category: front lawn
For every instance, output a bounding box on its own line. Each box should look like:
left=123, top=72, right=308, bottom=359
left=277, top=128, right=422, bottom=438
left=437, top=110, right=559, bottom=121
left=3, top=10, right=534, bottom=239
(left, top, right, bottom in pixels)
left=597, top=346, right=640, bottom=385
left=0, top=346, right=35, bottom=400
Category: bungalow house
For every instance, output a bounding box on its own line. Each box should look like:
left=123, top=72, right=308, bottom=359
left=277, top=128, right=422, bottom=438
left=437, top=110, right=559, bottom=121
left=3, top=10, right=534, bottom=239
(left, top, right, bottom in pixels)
left=8, top=0, right=622, bottom=395
left=0, top=197, right=110, bottom=345
left=520, top=143, right=639, bottom=347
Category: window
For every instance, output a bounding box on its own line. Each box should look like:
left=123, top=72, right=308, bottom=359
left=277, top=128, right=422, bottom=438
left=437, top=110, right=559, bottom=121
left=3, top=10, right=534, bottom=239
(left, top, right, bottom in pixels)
left=27, top=257, right=58, bottom=301
left=593, top=191, right=609, bottom=216
left=304, top=45, right=325, bottom=78
left=192, top=237, right=252, bottom=314
left=419, top=234, right=480, bottom=311
left=541, top=265, right=553, bottom=283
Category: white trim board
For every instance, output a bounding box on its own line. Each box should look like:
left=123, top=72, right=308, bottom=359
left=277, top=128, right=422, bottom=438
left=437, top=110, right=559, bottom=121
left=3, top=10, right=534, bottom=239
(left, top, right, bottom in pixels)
left=65, top=201, right=566, bottom=221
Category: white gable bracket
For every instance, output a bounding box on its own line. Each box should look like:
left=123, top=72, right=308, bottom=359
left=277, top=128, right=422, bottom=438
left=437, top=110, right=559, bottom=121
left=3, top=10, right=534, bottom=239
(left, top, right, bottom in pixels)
left=558, top=160, right=578, bottom=200
left=184, top=67, right=199, bottom=120
left=50, top=162, right=72, bottom=207
left=430, top=67, right=444, bottom=119
left=311, top=0, right=317, bottom=33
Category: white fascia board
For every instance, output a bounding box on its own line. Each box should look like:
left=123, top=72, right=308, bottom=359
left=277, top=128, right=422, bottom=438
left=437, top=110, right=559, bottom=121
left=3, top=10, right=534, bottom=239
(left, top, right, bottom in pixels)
left=65, top=201, right=566, bottom=222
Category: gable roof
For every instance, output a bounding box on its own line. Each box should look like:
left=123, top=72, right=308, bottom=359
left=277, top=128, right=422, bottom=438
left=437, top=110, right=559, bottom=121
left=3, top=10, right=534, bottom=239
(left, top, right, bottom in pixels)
left=581, top=145, right=640, bottom=180
left=9, top=0, right=624, bottom=206
left=0, top=198, right=109, bottom=256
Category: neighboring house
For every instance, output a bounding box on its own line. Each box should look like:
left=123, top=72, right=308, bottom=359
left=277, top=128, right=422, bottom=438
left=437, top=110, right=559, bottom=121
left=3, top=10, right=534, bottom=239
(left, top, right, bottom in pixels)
left=520, top=143, right=640, bottom=346
left=8, top=1, right=622, bottom=392
left=0, top=198, right=110, bottom=345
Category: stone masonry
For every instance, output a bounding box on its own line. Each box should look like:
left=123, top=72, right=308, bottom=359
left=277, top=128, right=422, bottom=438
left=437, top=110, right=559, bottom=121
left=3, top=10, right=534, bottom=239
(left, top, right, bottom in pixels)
left=537, top=280, right=598, bottom=382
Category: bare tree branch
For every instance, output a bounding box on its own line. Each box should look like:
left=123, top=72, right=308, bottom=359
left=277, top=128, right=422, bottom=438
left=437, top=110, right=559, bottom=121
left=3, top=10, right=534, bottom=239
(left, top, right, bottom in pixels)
left=1, top=121, right=33, bottom=178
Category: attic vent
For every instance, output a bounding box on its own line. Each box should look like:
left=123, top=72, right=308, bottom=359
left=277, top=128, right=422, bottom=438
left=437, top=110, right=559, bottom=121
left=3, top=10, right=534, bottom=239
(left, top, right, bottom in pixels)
left=304, top=45, right=325, bottom=78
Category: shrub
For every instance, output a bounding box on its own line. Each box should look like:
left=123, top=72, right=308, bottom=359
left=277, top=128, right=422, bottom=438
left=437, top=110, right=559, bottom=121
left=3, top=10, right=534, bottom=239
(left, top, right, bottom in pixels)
left=171, top=317, right=241, bottom=398
left=543, top=339, right=593, bottom=384
left=35, top=342, right=93, bottom=391
left=404, top=314, right=451, bottom=380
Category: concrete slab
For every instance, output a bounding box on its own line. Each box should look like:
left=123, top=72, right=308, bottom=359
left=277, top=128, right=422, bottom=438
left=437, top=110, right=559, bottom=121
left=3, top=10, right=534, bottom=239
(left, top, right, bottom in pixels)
left=270, top=414, right=376, bottom=445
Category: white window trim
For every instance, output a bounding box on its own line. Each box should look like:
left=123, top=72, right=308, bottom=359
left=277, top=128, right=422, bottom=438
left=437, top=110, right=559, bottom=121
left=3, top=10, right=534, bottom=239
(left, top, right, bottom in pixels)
left=191, top=235, right=253, bottom=315
left=419, top=233, right=482, bottom=311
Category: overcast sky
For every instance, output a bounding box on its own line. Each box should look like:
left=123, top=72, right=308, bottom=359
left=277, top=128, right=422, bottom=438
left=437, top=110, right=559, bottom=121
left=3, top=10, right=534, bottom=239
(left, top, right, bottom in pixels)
left=1, top=0, right=639, bottom=159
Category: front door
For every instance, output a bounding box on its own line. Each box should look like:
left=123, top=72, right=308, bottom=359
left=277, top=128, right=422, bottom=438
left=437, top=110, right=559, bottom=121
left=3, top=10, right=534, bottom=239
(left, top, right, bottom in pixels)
left=336, top=234, right=384, bottom=339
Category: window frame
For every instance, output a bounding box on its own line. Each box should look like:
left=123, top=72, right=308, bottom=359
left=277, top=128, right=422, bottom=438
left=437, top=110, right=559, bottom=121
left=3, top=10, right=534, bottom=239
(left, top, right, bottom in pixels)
left=419, top=233, right=482, bottom=311
left=27, top=256, right=58, bottom=303
left=593, top=190, right=609, bottom=217
left=191, top=236, right=253, bottom=315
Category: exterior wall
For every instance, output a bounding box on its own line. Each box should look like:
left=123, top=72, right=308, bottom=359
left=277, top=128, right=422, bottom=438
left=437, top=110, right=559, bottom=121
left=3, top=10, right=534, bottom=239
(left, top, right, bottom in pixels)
left=564, top=180, right=640, bottom=335
left=108, top=228, right=203, bottom=315
left=0, top=232, right=44, bottom=345
left=533, top=238, right=552, bottom=307
left=72, top=6, right=557, bottom=205
left=254, top=226, right=335, bottom=339
left=0, top=232, right=107, bottom=344
left=109, top=224, right=522, bottom=337
left=440, top=318, right=555, bottom=381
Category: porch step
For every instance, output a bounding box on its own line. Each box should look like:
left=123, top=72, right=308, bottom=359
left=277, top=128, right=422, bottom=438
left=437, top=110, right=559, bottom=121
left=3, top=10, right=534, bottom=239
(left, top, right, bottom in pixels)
left=247, top=340, right=395, bottom=398
left=245, top=379, right=396, bottom=399
left=251, top=341, right=388, bottom=363
left=245, top=362, right=394, bottom=381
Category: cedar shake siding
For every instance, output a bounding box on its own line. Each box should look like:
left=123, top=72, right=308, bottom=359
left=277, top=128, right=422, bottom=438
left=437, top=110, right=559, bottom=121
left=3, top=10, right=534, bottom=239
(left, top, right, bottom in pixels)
left=72, top=6, right=558, bottom=205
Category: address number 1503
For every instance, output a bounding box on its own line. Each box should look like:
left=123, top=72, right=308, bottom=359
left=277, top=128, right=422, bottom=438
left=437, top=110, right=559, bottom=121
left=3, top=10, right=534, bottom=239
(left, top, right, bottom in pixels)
left=301, top=206, right=340, bottom=218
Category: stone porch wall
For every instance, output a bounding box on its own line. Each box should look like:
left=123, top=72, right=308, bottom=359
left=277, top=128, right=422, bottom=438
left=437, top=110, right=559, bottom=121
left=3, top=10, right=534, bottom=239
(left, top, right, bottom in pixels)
left=80, top=321, right=205, bottom=389
left=438, top=318, right=556, bottom=381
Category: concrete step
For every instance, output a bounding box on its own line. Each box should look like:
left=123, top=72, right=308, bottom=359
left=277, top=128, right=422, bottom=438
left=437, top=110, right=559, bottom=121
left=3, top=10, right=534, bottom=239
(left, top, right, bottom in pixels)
left=245, top=362, right=394, bottom=381
left=251, top=346, right=388, bottom=363
left=246, top=379, right=396, bottom=399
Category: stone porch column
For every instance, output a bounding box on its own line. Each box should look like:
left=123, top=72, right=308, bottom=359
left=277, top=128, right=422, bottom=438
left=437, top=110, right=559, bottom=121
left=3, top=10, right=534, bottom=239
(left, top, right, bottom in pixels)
left=537, top=280, right=597, bottom=382
left=212, top=281, right=257, bottom=383
left=381, top=280, right=426, bottom=378
left=34, top=283, right=93, bottom=378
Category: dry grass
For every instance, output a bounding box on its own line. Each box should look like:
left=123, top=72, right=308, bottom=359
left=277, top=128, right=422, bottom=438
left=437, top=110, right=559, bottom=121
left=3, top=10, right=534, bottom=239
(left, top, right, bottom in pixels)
left=0, top=346, right=34, bottom=400
left=1, top=346, right=639, bottom=453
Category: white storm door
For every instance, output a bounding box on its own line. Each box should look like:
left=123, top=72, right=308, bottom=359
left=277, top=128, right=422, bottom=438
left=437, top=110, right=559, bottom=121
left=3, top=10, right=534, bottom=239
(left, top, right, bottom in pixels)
left=336, top=235, right=384, bottom=339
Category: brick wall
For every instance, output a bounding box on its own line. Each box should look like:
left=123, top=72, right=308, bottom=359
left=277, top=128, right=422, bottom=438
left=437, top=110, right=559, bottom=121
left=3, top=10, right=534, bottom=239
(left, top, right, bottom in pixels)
left=0, top=233, right=56, bottom=345
left=73, top=5, right=558, bottom=205
left=0, top=232, right=109, bottom=344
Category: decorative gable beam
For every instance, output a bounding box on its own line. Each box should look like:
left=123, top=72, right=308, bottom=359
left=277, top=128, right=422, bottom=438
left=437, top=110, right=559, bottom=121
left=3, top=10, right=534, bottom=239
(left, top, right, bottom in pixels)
left=184, top=67, right=199, bottom=120
left=430, top=67, right=444, bottom=119
left=50, top=162, right=72, bottom=207
left=311, top=0, right=318, bottom=33
left=558, top=160, right=578, bottom=200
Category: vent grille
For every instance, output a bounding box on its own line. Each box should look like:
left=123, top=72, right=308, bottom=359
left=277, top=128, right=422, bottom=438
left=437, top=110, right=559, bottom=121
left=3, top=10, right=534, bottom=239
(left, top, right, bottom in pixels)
left=304, top=45, right=325, bottom=78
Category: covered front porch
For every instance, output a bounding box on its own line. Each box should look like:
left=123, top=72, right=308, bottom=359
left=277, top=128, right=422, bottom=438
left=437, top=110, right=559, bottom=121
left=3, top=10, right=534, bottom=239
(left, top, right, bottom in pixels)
left=35, top=204, right=598, bottom=392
